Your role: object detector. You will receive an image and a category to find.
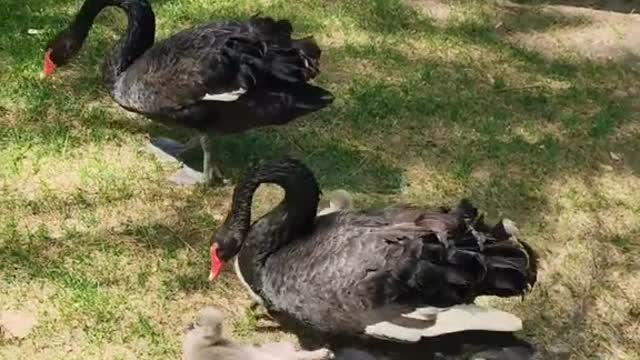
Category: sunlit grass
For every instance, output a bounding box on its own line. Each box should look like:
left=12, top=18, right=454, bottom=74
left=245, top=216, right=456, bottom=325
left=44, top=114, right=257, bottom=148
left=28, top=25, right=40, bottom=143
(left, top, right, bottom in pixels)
left=1, top=0, right=639, bottom=359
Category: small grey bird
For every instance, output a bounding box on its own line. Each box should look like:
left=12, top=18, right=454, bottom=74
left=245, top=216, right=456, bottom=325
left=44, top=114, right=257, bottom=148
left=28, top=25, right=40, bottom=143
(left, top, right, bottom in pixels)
left=317, top=190, right=354, bottom=216
left=183, top=306, right=334, bottom=360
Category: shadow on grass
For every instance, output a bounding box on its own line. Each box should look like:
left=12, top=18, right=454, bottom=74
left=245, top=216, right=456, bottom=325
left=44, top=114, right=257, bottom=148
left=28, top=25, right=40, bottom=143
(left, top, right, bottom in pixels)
left=496, top=1, right=592, bottom=32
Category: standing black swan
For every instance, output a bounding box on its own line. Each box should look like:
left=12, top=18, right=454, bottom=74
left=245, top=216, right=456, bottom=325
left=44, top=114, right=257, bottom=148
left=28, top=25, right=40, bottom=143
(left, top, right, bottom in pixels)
left=42, top=0, right=334, bottom=185
left=209, top=158, right=538, bottom=346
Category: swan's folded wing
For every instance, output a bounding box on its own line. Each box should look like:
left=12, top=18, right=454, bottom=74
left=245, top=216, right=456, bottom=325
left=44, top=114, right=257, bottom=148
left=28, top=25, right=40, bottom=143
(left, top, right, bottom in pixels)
left=113, top=25, right=251, bottom=112
left=115, top=23, right=321, bottom=114
left=363, top=304, right=523, bottom=342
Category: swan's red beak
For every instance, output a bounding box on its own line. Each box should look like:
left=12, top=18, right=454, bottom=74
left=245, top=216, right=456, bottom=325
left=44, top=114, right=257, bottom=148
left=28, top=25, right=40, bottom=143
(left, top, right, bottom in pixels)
left=209, top=244, right=224, bottom=281
left=41, top=49, right=57, bottom=78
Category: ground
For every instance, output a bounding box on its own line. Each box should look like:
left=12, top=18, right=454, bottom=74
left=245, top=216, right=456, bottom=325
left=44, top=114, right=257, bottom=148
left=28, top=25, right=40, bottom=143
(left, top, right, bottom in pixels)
left=0, top=0, right=639, bottom=359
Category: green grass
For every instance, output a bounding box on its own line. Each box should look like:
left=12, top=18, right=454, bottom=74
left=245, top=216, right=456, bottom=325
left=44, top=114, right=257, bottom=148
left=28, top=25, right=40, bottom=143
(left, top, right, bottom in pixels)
left=1, top=0, right=640, bottom=359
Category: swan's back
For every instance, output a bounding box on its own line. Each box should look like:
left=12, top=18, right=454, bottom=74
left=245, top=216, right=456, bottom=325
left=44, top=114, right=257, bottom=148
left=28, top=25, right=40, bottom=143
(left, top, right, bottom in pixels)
left=259, top=201, right=537, bottom=338
left=112, top=16, right=328, bottom=119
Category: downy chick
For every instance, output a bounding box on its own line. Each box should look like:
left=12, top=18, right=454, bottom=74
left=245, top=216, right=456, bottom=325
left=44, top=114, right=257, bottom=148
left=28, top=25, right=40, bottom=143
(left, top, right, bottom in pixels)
left=183, top=306, right=334, bottom=360
left=317, top=189, right=354, bottom=216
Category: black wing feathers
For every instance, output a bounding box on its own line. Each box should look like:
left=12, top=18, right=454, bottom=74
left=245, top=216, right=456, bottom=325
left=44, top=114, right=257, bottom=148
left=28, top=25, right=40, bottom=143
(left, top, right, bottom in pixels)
left=202, top=16, right=322, bottom=95
left=403, top=199, right=538, bottom=305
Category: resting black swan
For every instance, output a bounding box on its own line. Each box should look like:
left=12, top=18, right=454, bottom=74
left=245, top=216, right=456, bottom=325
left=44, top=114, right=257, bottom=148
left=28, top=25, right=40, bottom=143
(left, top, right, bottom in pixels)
left=209, top=158, right=538, bottom=346
left=42, top=0, right=334, bottom=185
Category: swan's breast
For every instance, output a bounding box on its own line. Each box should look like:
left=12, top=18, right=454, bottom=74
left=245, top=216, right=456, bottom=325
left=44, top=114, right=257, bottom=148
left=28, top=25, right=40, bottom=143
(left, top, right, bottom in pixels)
left=234, top=257, right=264, bottom=305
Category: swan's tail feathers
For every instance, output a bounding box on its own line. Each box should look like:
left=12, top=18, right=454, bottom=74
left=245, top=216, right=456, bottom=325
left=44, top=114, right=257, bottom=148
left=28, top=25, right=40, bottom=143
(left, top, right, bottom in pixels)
left=413, top=200, right=538, bottom=304
left=479, top=216, right=539, bottom=298
left=219, top=37, right=321, bottom=87
left=289, top=83, right=335, bottom=112
left=448, top=200, right=538, bottom=298
left=263, top=45, right=321, bottom=83
left=292, top=36, right=322, bottom=64
left=246, top=15, right=321, bottom=81
left=219, top=17, right=323, bottom=87
left=215, top=37, right=266, bottom=91
left=519, top=239, right=539, bottom=292
left=479, top=239, right=536, bottom=298
left=363, top=304, right=523, bottom=343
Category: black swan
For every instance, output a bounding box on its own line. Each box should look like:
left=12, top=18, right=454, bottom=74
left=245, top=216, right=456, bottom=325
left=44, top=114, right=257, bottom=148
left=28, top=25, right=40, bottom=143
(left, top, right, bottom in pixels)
left=209, top=158, right=539, bottom=346
left=42, top=0, right=334, bottom=185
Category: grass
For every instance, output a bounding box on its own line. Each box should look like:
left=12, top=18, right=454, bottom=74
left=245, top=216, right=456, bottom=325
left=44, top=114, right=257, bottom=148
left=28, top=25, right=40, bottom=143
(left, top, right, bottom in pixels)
left=1, top=0, right=639, bottom=359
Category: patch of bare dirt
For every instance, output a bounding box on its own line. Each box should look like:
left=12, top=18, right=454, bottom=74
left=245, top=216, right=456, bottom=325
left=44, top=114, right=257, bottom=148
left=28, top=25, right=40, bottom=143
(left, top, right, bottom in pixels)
left=0, top=311, right=37, bottom=339
left=504, top=2, right=640, bottom=61
left=407, top=0, right=640, bottom=62
left=520, top=0, right=639, bottom=14
left=405, top=0, right=454, bottom=23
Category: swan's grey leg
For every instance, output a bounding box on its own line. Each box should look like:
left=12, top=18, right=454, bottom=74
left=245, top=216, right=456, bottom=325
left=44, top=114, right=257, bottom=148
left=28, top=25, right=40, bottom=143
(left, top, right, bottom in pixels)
left=148, top=136, right=200, bottom=163
left=200, top=133, right=227, bottom=186
left=153, top=134, right=227, bottom=186
left=176, top=135, right=202, bottom=159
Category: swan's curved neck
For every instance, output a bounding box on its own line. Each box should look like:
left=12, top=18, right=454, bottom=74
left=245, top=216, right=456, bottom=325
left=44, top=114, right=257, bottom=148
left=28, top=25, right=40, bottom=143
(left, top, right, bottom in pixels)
left=71, top=0, right=155, bottom=84
left=226, top=160, right=321, bottom=258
